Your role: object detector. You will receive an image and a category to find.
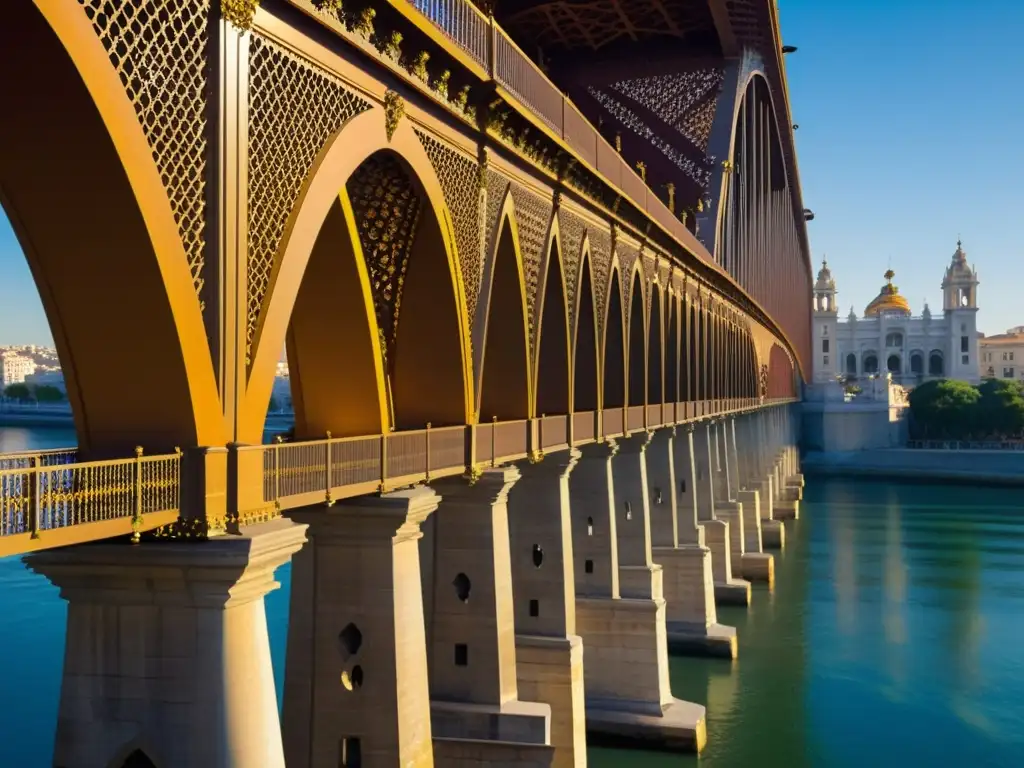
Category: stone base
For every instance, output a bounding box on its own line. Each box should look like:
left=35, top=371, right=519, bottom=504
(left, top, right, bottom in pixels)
left=790, top=473, right=805, bottom=488
left=431, top=700, right=551, bottom=744
left=762, top=519, right=785, bottom=549
left=714, top=579, right=751, bottom=606
left=700, top=519, right=733, bottom=585
left=740, top=552, right=774, bottom=585
left=515, top=635, right=586, bottom=768
left=775, top=499, right=800, bottom=520
left=585, top=698, right=707, bottom=753
left=666, top=621, right=738, bottom=659
left=433, top=737, right=554, bottom=767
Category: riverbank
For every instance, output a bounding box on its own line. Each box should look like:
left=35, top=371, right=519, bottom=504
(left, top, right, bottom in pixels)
left=803, top=448, right=1024, bottom=487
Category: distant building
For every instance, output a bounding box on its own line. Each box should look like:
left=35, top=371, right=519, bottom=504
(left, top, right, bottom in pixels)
left=979, top=327, right=1024, bottom=381
left=24, top=368, right=66, bottom=393
left=2, top=353, right=37, bottom=386
left=812, top=241, right=980, bottom=386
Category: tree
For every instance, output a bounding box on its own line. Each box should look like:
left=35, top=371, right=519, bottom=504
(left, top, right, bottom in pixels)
left=3, top=383, right=32, bottom=402
left=33, top=385, right=65, bottom=403
left=975, top=379, right=1024, bottom=437
left=908, top=379, right=980, bottom=439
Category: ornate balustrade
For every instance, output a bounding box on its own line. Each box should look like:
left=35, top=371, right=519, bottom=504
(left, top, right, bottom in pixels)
left=0, top=399, right=794, bottom=555
left=0, top=449, right=181, bottom=557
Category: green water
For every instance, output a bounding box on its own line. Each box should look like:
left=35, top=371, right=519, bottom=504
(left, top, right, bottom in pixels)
left=588, top=478, right=1024, bottom=767
left=2, top=427, right=1023, bottom=766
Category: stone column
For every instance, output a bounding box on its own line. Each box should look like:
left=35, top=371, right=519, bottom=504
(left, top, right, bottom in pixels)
left=282, top=489, right=436, bottom=768
left=693, top=422, right=749, bottom=606
left=773, top=408, right=801, bottom=521
left=571, top=439, right=707, bottom=753
left=712, top=420, right=757, bottom=585
left=26, top=519, right=307, bottom=768
left=745, top=414, right=783, bottom=549
left=423, top=468, right=552, bottom=765
left=730, top=418, right=773, bottom=584
left=655, top=426, right=737, bottom=658
left=508, top=451, right=586, bottom=768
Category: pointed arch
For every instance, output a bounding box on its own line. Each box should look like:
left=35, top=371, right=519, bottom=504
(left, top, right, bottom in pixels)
left=478, top=198, right=532, bottom=421
left=534, top=225, right=570, bottom=417
left=1, top=2, right=222, bottom=456
left=665, top=292, right=679, bottom=404
left=686, top=297, right=698, bottom=402
left=647, top=283, right=664, bottom=405
left=603, top=268, right=626, bottom=410
left=574, top=246, right=600, bottom=412
left=627, top=269, right=646, bottom=407
left=249, top=108, right=473, bottom=442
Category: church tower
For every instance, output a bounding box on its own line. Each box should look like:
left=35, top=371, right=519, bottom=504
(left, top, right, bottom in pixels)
left=812, top=257, right=838, bottom=383
left=941, top=239, right=980, bottom=384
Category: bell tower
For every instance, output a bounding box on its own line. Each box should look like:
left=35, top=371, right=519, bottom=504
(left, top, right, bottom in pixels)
left=941, top=239, right=980, bottom=384
left=812, top=257, right=838, bottom=383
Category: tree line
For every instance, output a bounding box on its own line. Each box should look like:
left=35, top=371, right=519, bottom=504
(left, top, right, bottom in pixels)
left=2, top=383, right=65, bottom=403
left=908, top=379, right=1024, bottom=440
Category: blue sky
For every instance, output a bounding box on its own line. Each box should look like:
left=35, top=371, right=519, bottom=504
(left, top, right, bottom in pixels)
left=1, top=0, right=1021, bottom=346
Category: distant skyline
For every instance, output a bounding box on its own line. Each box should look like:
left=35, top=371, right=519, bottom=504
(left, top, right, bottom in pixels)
left=1, top=0, right=1022, bottom=346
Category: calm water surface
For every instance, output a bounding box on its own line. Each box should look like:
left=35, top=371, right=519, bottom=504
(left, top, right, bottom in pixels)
left=2, top=426, right=1023, bottom=767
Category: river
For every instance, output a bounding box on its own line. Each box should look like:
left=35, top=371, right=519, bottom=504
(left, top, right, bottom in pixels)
left=2, top=426, right=1023, bottom=767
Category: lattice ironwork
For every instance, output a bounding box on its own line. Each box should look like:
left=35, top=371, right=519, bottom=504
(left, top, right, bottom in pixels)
left=247, top=34, right=371, bottom=359
left=77, top=0, right=210, bottom=303
left=557, top=208, right=586, bottom=332
left=616, top=240, right=640, bottom=310
left=587, top=86, right=713, bottom=188
left=347, top=154, right=423, bottom=363
left=510, top=184, right=553, bottom=355
left=609, top=69, right=724, bottom=152
left=589, top=227, right=612, bottom=338
left=484, top=168, right=509, bottom=293
left=415, top=130, right=482, bottom=321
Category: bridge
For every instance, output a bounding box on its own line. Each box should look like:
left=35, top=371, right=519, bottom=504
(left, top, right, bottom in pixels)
left=1, top=0, right=809, bottom=766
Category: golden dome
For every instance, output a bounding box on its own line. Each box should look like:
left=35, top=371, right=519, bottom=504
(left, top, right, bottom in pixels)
left=864, top=270, right=911, bottom=317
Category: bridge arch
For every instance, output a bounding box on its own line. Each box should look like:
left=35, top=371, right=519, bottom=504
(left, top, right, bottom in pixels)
left=665, top=291, right=679, bottom=404
left=602, top=265, right=627, bottom=410
left=1, top=2, right=222, bottom=456
left=478, top=194, right=532, bottom=421
left=626, top=267, right=647, bottom=408
left=767, top=344, right=796, bottom=399
left=534, top=222, right=570, bottom=418
left=573, top=243, right=600, bottom=413
left=250, top=109, right=473, bottom=440
left=647, top=282, right=664, bottom=406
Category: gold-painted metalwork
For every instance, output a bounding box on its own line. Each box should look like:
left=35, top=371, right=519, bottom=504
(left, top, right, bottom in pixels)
left=384, top=89, right=405, bottom=142
left=509, top=184, right=554, bottom=357
left=416, top=130, right=482, bottom=322
left=409, top=51, right=430, bottom=83
left=352, top=7, right=376, bottom=39
left=78, top=0, right=210, bottom=304
left=246, top=34, right=371, bottom=358
left=635, top=161, right=647, bottom=183
left=222, top=0, right=260, bottom=31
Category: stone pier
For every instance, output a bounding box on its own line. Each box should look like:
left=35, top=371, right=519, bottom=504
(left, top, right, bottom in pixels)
left=570, top=439, right=707, bottom=752
left=650, top=426, right=737, bottom=658
left=424, top=468, right=553, bottom=766
left=27, top=518, right=307, bottom=768
left=507, top=452, right=587, bottom=768
left=694, top=422, right=750, bottom=606
left=282, top=489, right=436, bottom=768
left=725, top=418, right=773, bottom=586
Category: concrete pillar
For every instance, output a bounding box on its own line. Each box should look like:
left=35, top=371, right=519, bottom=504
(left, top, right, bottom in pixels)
left=654, top=427, right=738, bottom=658
left=26, top=519, right=307, bottom=768
left=423, top=468, right=552, bottom=765
left=693, top=422, right=749, bottom=606
left=744, top=414, right=783, bottom=550
left=571, top=439, right=707, bottom=753
left=282, top=489, right=436, bottom=768
left=773, top=407, right=801, bottom=522
left=509, top=451, right=586, bottom=768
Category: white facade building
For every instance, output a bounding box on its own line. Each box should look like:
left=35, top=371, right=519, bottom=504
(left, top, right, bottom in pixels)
left=2, top=353, right=37, bottom=386
left=811, top=241, right=980, bottom=386
left=979, top=326, right=1024, bottom=382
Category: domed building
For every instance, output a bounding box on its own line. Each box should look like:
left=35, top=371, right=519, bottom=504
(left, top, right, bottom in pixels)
left=812, top=241, right=980, bottom=386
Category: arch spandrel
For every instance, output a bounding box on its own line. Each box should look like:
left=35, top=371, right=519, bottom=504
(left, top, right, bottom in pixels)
left=475, top=191, right=533, bottom=422
left=247, top=109, right=473, bottom=442
left=508, top=182, right=555, bottom=360
left=3, top=1, right=222, bottom=455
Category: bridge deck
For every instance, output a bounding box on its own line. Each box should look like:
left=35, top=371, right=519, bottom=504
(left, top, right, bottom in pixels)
left=0, top=398, right=795, bottom=557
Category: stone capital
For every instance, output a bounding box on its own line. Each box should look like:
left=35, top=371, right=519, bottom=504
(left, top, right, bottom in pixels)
left=578, top=440, right=620, bottom=461
left=516, top=447, right=580, bottom=481
left=296, top=485, right=439, bottom=544
left=615, top=430, right=654, bottom=455
left=436, top=465, right=521, bottom=505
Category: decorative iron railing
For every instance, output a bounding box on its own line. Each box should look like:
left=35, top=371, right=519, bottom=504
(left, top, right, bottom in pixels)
left=0, top=449, right=181, bottom=553
left=0, top=398, right=798, bottom=552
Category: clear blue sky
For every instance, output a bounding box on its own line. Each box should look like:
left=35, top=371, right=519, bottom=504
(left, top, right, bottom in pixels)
left=1, top=0, right=1021, bottom=346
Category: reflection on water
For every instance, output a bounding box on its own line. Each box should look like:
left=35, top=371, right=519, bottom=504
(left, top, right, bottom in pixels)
left=1, top=429, right=1024, bottom=768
